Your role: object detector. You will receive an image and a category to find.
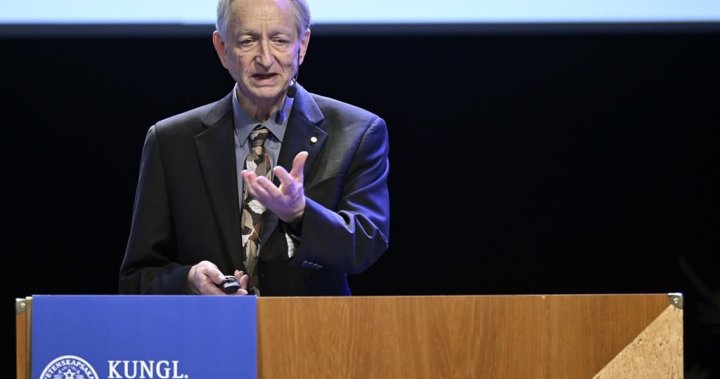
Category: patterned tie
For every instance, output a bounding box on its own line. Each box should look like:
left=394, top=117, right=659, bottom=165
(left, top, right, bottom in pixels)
left=242, top=126, right=272, bottom=293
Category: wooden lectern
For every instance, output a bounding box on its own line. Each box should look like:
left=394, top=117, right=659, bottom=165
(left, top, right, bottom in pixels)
left=17, top=293, right=683, bottom=378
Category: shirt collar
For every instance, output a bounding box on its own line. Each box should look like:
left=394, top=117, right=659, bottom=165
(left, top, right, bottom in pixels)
left=232, top=83, right=293, bottom=144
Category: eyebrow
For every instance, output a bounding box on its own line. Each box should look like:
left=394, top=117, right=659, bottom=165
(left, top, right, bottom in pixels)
left=236, top=26, right=295, bottom=37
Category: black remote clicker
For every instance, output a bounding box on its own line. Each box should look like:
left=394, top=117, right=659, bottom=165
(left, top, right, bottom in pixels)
left=219, top=275, right=240, bottom=294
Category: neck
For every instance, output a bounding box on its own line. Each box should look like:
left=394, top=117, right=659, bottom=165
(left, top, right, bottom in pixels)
left=236, top=91, right=288, bottom=122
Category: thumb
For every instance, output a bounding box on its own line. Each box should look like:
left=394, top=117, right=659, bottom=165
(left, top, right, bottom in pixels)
left=290, top=151, right=308, bottom=179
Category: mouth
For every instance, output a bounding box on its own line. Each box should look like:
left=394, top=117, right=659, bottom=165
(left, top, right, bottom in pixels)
left=252, top=73, right=278, bottom=82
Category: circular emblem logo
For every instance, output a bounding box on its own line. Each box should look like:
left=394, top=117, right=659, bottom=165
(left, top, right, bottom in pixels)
left=39, top=355, right=99, bottom=379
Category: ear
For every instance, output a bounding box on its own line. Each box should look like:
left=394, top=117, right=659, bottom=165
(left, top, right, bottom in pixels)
left=212, top=31, right=229, bottom=69
left=298, top=28, right=311, bottom=65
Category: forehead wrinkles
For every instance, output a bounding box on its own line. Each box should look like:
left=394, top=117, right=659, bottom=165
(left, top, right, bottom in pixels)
left=230, top=0, right=296, bottom=37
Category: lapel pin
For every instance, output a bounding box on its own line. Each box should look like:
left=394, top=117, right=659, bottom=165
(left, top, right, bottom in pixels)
left=310, top=136, right=318, bottom=144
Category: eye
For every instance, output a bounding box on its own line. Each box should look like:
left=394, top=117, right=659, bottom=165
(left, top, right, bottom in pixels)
left=238, top=38, right=256, bottom=49
left=272, top=38, right=291, bottom=49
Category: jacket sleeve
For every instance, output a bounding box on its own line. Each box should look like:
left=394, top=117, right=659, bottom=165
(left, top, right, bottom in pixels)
left=119, top=126, right=191, bottom=294
left=289, top=116, right=390, bottom=274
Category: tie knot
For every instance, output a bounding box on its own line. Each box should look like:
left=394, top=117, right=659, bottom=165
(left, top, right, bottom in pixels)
left=250, top=126, right=269, bottom=148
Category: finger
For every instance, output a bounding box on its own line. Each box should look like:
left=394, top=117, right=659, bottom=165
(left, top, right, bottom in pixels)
left=233, top=270, right=249, bottom=288
left=272, top=167, right=303, bottom=199
left=233, top=270, right=249, bottom=286
left=238, top=273, right=249, bottom=290
left=290, top=151, right=308, bottom=179
left=241, top=170, right=258, bottom=196
left=196, top=261, right=224, bottom=285
left=272, top=165, right=293, bottom=186
left=254, top=175, right=281, bottom=198
left=245, top=168, right=277, bottom=199
left=197, top=259, right=220, bottom=272
left=228, top=273, right=250, bottom=296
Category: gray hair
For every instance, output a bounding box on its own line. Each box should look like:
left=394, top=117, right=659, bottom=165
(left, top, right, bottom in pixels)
left=216, top=0, right=312, bottom=39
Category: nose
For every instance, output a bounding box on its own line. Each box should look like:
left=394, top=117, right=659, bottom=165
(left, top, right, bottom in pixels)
left=256, top=39, right=274, bottom=67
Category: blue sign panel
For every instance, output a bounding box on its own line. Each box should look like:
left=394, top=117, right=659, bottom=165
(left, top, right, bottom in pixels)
left=32, top=295, right=257, bottom=379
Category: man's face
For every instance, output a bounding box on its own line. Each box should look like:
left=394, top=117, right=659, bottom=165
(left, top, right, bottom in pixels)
left=213, top=0, right=309, bottom=107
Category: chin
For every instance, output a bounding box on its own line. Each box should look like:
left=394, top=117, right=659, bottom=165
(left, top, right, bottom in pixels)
left=251, top=87, right=283, bottom=100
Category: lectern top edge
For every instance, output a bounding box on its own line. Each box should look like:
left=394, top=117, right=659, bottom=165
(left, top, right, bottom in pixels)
left=15, top=297, right=31, bottom=315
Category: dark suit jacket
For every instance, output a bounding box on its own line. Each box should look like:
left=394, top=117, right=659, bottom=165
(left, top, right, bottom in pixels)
left=119, top=84, right=390, bottom=296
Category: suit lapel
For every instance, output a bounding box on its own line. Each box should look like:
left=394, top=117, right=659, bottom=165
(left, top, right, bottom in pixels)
left=195, top=95, right=245, bottom=270
left=277, top=118, right=327, bottom=187
left=277, top=85, right=328, bottom=190
left=261, top=86, right=328, bottom=246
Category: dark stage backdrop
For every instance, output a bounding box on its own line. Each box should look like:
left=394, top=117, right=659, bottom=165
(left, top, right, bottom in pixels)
left=2, top=26, right=719, bottom=377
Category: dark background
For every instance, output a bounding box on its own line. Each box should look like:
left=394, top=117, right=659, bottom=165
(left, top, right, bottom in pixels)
left=3, top=23, right=719, bottom=378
